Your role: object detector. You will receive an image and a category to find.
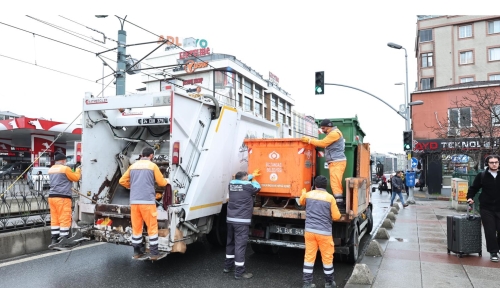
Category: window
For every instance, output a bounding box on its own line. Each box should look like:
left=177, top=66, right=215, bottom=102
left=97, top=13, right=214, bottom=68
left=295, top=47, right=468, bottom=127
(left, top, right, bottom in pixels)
left=254, top=86, right=262, bottom=99
left=489, top=48, right=500, bottom=61
left=421, top=53, right=433, bottom=68
left=286, top=103, right=291, bottom=114
left=287, top=116, right=291, bottom=126
left=244, top=97, right=252, bottom=111
left=244, top=79, right=252, bottom=94
left=421, top=78, right=434, bottom=90
left=255, top=102, right=262, bottom=115
left=449, top=107, right=472, bottom=133
left=419, top=29, right=433, bottom=42
left=273, top=110, right=278, bottom=121
left=492, top=105, right=500, bottom=125
left=490, top=74, right=500, bottom=81
left=272, top=96, right=278, bottom=107
left=460, top=77, right=474, bottom=83
left=281, top=113, right=286, bottom=124
left=459, top=25, right=472, bottom=38
left=279, top=99, right=285, bottom=111
left=488, top=20, right=500, bottom=34
left=460, top=51, right=473, bottom=64
left=238, top=93, right=243, bottom=107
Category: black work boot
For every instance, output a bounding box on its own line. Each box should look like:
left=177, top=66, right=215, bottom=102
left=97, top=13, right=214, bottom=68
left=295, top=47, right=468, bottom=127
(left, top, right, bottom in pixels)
left=133, top=246, right=145, bottom=259
left=234, top=272, right=253, bottom=280
left=302, top=282, right=316, bottom=288
left=48, top=235, right=60, bottom=248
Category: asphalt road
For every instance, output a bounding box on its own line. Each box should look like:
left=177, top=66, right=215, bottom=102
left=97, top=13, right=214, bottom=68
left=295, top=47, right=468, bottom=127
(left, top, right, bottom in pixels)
left=0, top=188, right=389, bottom=288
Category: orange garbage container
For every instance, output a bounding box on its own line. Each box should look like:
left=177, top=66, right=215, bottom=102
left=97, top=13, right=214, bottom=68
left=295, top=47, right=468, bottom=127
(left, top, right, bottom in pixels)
left=244, top=139, right=316, bottom=198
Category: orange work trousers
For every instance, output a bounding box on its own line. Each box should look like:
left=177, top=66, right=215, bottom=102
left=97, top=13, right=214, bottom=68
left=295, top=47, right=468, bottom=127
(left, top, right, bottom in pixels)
left=328, top=160, right=346, bottom=196
left=131, top=204, right=158, bottom=239
left=303, top=231, right=335, bottom=282
left=49, top=198, right=72, bottom=237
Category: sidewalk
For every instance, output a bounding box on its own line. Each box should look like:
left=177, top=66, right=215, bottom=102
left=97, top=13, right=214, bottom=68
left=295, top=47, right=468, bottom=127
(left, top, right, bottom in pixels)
left=346, top=191, right=500, bottom=288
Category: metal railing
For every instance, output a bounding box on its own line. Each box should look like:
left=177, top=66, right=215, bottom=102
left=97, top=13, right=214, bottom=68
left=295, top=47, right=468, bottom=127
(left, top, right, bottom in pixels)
left=0, top=179, right=77, bottom=233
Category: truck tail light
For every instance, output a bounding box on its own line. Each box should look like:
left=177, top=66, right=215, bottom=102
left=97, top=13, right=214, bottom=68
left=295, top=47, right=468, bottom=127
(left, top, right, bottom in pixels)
left=172, top=142, right=180, bottom=165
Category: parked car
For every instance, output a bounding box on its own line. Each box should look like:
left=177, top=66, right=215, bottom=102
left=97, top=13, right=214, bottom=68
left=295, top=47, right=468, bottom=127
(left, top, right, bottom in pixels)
left=0, top=162, right=31, bottom=179
left=27, top=167, right=50, bottom=190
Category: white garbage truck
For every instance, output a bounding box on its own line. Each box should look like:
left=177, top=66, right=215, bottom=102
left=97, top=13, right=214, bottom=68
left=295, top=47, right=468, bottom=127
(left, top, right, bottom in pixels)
left=75, top=87, right=278, bottom=256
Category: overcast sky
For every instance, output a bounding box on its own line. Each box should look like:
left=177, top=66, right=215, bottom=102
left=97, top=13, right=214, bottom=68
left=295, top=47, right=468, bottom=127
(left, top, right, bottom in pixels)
left=0, top=2, right=490, bottom=154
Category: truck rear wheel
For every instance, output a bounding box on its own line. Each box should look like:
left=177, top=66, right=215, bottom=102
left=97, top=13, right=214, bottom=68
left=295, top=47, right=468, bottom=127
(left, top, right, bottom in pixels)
left=206, top=205, right=227, bottom=247
left=347, top=227, right=359, bottom=264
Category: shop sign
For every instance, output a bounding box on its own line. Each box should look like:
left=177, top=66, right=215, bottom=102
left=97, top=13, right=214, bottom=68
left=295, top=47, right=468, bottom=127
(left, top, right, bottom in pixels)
left=269, top=72, right=279, bottom=84
left=414, top=137, right=500, bottom=152
left=85, top=98, right=108, bottom=105
left=183, top=78, right=203, bottom=86
left=179, top=48, right=211, bottom=59
left=184, top=60, right=209, bottom=74
left=157, top=36, right=209, bottom=51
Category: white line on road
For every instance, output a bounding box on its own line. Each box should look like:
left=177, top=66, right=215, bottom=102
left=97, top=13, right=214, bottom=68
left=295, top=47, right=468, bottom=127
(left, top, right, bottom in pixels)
left=0, top=242, right=106, bottom=268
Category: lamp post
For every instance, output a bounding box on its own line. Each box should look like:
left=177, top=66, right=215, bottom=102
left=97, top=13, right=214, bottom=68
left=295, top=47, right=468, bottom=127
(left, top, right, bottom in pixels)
left=388, top=42, right=415, bottom=204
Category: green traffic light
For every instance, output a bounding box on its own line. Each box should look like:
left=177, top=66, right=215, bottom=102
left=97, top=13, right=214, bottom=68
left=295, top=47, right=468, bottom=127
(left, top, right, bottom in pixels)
left=315, top=86, right=323, bottom=94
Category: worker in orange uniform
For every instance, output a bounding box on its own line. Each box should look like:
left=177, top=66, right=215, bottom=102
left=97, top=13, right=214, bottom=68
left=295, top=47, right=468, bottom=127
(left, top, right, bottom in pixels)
left=48, top=152, right=81, bottom=249
left=119, top=147, right=168, bottom=261
left=302, top=119, right=346, bottom=209
left=299, top=175, right=341, bottom=288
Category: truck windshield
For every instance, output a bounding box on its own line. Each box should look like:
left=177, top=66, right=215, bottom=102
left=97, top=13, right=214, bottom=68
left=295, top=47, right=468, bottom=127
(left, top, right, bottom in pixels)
left=1, top=164, right=13, bottom=171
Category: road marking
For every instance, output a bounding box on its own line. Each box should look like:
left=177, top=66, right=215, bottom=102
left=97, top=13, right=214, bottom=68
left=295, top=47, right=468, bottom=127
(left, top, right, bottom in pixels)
left=0, top=242, right=106, bottom=268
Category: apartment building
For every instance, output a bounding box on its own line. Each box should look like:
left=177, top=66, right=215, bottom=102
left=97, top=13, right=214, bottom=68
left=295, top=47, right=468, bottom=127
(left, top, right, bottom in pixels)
left=416, top=15, right=500, bottom=90
left=142, top=46, right=298, bottom=137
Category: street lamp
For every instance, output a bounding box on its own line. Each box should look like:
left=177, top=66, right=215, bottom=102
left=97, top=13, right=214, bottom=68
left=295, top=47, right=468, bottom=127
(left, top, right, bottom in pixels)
left=388, top=41, right=415, bottom=204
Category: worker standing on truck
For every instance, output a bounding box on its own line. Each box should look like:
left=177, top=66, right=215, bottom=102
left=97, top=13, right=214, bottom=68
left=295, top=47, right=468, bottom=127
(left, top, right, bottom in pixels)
left=224, top=170, right=261, bottom=280
left=299, top=175, right=342, bottom=288
left=119, top=147, right=168, bottom=261
left=301, top=119, right=346, bottom=208
left=47, top=152, right=81, bottom=249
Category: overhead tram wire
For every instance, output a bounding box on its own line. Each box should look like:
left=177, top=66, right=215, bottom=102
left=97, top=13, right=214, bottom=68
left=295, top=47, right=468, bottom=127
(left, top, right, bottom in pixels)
left=115, top=16, right=256, bottom=93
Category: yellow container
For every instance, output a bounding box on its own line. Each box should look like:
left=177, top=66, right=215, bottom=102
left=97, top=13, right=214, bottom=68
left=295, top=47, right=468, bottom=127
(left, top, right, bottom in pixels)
left=244, top=139, right=316, bottom=198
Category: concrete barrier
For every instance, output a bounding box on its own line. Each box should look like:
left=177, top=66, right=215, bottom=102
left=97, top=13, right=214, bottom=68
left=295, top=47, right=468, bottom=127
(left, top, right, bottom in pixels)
left=365, top=240, right=384, bottom=257
left=381, top=219, right=394, bottom=229
left=391, top=203, right=400, bottom=211
left=0, top=226, right=51, bottom=260
left=347, top=263, right=374, bottom=285
left=386, top=212, right=397, bottom=221
left=390, top=207, right=399, bottom=214
left=375, top=227, right=390, bottom=239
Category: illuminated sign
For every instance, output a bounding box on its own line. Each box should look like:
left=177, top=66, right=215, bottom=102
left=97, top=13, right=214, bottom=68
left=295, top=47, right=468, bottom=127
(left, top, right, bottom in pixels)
left=184, top=60, right=209, bottom=74
left=157, top=36, right=209, bottom=51
left=179, top=48, right=211, bottom=59
left=11, top=147, right=31, bottom=152
left=183, top=78, right=203, bottom=86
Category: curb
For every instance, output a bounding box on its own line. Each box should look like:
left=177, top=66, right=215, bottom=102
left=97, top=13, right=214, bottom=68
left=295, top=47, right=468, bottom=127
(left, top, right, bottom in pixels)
left=0, top=226, right=51, bottom=260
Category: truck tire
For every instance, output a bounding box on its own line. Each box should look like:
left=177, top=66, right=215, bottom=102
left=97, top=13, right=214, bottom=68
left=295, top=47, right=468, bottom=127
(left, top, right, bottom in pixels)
left=206, top=204, right=227, bottom=247
left=347, top=227, right=359, bottom=264
left=366, top=206, right=374, bottom=234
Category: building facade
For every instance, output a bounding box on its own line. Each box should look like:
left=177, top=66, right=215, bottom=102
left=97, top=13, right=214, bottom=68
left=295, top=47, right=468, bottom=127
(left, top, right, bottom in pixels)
left=141, top=41, right=315, bottom=138
left=0, top=111, right=81, bottom=167
left=416, top=15, right=500, bottom=90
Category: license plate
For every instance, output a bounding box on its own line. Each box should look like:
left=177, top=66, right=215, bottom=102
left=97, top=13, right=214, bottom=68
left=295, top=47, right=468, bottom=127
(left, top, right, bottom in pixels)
left=270, top=225, right=304, bottom=236
left=138, top=118, right=170, bottom=125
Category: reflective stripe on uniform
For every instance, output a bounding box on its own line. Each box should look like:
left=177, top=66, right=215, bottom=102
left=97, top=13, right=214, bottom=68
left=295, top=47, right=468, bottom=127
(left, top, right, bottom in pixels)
left=235, top=261, right=245, bottom=266
left=149, top=235, right=159, bottom=245
left=303, top=268, right=313, bottom=273
left=227, top=217, right=251, bottom=223
left=226, top=255, right=235, bottom=259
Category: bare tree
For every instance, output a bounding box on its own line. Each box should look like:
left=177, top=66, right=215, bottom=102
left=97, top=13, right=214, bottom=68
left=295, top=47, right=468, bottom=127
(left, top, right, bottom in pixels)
left=424, top=88, right=500, bottom=167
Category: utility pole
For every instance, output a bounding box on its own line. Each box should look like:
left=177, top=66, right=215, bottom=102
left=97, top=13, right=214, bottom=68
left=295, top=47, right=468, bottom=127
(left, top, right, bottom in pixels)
left=116, top=17, right=127, bottom=96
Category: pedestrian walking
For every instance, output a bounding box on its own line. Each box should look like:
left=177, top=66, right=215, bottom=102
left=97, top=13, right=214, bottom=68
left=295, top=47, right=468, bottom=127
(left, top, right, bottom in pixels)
left=390, top=171, right=408, bottom=208
left=47, top=152, right=81, bottom=249
left=299, top=175, right=342, bottom=288
left=467, top=155, right=500, bottom=262
left=119, top=147, right=168, bottom=260
left=224, top=170, right=261, bottom=279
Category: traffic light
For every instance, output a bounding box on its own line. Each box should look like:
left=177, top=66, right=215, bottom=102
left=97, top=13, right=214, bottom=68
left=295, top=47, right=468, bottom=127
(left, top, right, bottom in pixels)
left=315, top=71, right=324, bottom=95
left=403, top=130, right=413, bottom=151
